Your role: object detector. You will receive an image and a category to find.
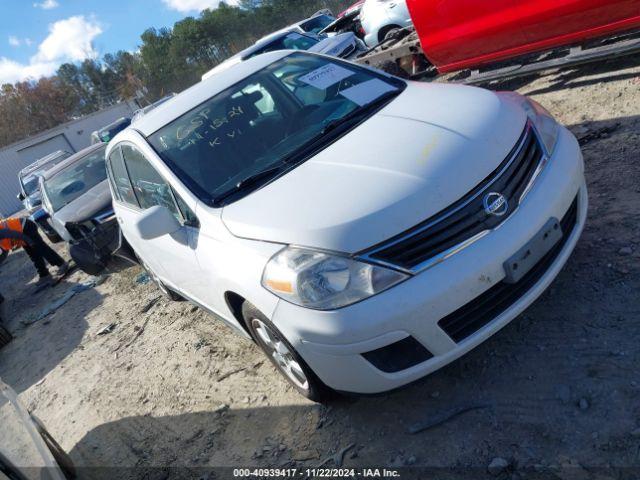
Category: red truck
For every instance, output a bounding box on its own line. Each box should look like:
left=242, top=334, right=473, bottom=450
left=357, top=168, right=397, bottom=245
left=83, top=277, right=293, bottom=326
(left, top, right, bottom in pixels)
left=355, top=0, right=640, bottom=82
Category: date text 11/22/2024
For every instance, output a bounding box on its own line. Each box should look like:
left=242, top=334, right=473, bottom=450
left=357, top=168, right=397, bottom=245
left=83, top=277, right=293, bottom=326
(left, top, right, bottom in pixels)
left=233, top=467, right=401, bottom=477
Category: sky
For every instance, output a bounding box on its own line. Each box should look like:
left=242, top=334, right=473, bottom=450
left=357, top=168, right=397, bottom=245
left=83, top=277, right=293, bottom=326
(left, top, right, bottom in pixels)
left=0, top=0, right=239, bottom=85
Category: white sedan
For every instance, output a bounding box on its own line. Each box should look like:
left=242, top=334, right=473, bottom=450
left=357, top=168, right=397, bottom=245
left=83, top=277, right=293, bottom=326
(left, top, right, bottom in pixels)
left=106, top=51, right=586, bottom=401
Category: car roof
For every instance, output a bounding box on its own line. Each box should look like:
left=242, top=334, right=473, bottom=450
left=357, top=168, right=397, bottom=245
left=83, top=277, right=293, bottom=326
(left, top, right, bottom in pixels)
left=130, top=50, right=292, bottom=137
left=19, top=150, right=71, bottom=176
left=40, top=143, right=106, bottom=180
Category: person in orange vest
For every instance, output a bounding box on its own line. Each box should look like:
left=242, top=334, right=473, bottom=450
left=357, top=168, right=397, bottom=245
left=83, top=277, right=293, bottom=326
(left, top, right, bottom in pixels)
left=0, top=217, right=68, bottom=287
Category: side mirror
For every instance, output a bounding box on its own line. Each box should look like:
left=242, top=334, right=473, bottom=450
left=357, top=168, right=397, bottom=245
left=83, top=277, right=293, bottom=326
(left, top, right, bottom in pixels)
left=134, top=205, right=181, bottom=240
left=17, top=192, right=25, bottom=201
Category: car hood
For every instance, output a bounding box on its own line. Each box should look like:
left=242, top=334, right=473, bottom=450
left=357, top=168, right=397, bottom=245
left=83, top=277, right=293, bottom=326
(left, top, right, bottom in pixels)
left=222, top=83, right=527, bottom=253
left=51, top=181, right=112, bottom=236
left=309, top=32, right=361, bottom=58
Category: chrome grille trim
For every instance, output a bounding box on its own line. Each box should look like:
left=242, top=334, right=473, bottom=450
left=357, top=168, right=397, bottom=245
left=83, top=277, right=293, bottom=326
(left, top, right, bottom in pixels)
left=358, top=122, right=546, bottom=274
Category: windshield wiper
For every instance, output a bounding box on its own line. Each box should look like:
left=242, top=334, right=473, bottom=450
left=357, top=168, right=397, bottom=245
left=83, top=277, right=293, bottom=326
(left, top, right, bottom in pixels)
left=212, top=166, right=284, bottom=206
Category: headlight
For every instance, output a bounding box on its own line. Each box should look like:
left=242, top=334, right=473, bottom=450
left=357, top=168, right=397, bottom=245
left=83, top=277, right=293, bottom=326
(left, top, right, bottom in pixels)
left=262, top=247, right=409, bottom=310
left=523, top=99, right=559, bottom=156
left=499, top=93, right=559, bottom=156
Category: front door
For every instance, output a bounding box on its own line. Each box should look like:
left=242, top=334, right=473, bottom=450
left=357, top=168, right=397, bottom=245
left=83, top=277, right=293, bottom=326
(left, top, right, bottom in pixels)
left=107, top=143, right=201, bottom=297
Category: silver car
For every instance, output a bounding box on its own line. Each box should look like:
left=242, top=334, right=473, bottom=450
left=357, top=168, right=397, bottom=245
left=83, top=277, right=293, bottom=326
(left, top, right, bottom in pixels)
left=39, top=143, right=120, bottom=275
left=202, top=30, right=366, bottom=80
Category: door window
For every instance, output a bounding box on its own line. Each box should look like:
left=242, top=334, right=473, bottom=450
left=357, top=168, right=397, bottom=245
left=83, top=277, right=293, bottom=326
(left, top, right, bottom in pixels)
left=107, top=147, right=138, bottom=207
left=121, top=144, right=181, bottom=220
left=173, top=189, right=199, bottom=227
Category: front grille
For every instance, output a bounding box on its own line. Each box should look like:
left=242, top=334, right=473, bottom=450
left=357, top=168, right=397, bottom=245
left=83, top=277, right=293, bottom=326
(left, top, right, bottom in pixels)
left=438, top=196, right=579, bottom=343
left=364, top=124, right=543, bottom=270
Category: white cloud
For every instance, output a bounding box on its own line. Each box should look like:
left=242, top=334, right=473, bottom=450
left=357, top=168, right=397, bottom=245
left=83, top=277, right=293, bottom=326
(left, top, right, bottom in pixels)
left=8, top=36, right=21, bottom=47
left=0, top=58, right=57, bottom=84
left=162, top=0, right=239, bottom=13
left=0, top=15, right=103, bottom=85
left=33, top=15, right=102, bottom=63
left=33, top=0, right=59, bottom=9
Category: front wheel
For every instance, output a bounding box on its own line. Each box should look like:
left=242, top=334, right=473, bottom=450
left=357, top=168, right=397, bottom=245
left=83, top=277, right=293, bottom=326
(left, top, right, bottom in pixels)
left=242, top=302, right=333, bottom=403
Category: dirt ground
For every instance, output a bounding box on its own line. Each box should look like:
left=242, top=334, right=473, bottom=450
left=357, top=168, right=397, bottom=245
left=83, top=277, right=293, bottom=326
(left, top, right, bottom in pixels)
left=1, top=55, right=639, bottom=479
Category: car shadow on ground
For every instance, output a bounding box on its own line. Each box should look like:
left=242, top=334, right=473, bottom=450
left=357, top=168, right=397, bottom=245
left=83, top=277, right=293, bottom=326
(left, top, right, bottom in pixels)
left=0, top=249, right=104, bottom=394
left=475, top=53, right=640, bottom=94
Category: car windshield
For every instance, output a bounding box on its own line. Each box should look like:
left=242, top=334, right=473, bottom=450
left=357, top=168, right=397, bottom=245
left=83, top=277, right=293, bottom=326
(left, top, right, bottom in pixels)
left=43, top=146, right=107, bottom=212
left=246, top=32, right=320, bottom=59
left=300, top=15, right=335, bottom=34
left=20, top=152, right=72, bottom=196
left=147, top=53, right=404, bottom=206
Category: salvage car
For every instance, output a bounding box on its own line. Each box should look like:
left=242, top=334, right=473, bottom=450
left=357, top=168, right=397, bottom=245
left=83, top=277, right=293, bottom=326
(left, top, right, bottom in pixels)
left=288, top=12, right=336, bottom=35
left=17, top=150, right=73, bottom=242
left=39, top=143, right=119, bottom=275
left=201, top=30, right=365, bottom=80
left=106, top=51, right=587, bottom=401
left=90, top=117, right=131, bottom=145
left=338, top=0, right=365, bottom=19
left=356, top=0, right=640, bottom=82
left=360, top=0, right=413, bottom=47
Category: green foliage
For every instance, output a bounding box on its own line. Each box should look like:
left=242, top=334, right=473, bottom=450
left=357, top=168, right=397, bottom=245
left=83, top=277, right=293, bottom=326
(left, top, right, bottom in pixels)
left=0, top=0, right=352, bottom=148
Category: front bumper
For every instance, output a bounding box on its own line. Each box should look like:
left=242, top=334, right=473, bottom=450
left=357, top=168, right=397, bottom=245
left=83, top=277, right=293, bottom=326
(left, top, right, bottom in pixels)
left=271, top=126, right=587, bottom=394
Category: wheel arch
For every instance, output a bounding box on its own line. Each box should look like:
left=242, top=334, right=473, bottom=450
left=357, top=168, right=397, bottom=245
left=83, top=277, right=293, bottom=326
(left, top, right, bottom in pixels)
left=378, top=24, right=402, bottom=43
left=224, top=291, right=254, bottom=340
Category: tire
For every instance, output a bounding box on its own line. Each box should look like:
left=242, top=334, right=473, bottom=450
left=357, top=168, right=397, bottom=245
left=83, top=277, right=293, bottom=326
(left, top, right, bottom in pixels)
left=379, top=25, right=401, bottom=43
left=0, top=324, right=12, bottom=348
left=30, top=414, right=76, bottom=479
left=241, top=302, right=334, bottom=403
left=136, top=255, right=184, bottom=302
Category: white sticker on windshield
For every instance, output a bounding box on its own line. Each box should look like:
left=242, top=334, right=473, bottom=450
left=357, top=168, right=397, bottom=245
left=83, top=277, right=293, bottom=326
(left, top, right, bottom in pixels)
left=298, top=63, right=355, bottom=90
left=339, top=79, right=397, bottom=106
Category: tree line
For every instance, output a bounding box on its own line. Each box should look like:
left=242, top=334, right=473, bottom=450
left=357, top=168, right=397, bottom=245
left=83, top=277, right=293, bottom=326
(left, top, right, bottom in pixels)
left=0, top=0, right=351, bottom=148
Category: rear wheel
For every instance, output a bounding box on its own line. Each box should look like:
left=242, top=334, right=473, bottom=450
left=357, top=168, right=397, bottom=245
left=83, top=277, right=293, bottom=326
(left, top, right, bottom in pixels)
left=242, top=302, right=333, bottom=403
